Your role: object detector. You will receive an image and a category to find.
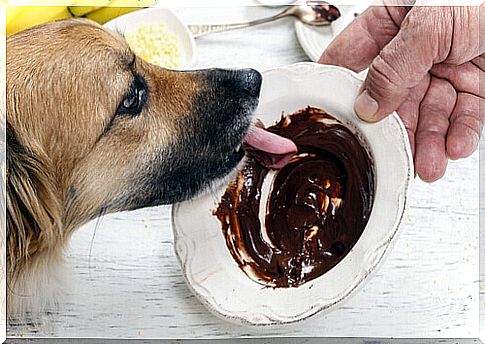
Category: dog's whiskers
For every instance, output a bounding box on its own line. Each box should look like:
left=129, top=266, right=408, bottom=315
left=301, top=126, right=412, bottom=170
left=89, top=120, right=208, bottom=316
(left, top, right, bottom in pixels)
left=251, top=112, right=265, bottom=124
left=113, top=25, right=127, bottom=38
left=208, top=182, right=220, bottom=201
left=88, top=206, right=107, bottom=278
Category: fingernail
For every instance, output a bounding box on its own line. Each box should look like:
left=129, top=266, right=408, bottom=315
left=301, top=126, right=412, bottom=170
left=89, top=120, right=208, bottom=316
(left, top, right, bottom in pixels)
left=354, top=90, right=379, bottom=121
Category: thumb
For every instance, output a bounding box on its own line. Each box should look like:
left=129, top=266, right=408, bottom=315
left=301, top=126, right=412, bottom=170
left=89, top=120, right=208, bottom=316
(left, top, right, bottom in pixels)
left=354, top=7, right=446, bottom=122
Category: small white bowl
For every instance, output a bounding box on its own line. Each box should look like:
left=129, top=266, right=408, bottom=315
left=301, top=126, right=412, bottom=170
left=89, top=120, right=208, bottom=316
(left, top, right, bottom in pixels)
left=172, top=62, right=413, bottom=325
left=103, top=7, right=196, bottom=69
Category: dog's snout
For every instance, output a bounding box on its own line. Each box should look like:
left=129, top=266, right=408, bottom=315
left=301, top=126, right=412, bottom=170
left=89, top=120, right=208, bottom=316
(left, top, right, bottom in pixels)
left=207, top=68, right=263, bottom=98
left=236, top=68, right=262, bottom=98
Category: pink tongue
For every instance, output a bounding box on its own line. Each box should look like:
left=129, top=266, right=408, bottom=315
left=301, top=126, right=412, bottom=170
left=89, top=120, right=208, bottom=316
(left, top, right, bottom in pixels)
left=243, top=126, right=298, bottom=169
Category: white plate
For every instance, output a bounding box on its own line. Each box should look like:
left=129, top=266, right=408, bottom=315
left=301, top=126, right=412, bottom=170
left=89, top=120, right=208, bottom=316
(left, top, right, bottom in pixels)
left=295, top=3, right=371, bottom=62
left=172, top=62, right=413, bottom=326
left=103, top=7, right=196, bottom=69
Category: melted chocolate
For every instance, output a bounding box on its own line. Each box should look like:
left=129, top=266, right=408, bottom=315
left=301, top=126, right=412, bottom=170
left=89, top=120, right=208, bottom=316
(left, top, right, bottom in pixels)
left=214, top=107, right=374, bottom=287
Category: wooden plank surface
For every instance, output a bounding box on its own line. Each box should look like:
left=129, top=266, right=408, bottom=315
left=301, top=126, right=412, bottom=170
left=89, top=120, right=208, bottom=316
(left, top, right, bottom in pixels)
left=7, top=6, right=481, bottom=339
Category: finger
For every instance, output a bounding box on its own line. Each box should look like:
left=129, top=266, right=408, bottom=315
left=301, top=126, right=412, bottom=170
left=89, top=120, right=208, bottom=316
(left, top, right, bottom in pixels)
left=318, top=5, right=410, bottom=72
left=443, top=5, right=482, bottom=64
left=472, top=54, right=485, bottom=70
left=446, top=92, right=484, bottom=160
left=430, top=62, right=483, bottom=97
left=396, top=74, right=431, bottom=158
left=415, top=77, right=456, bottom=183
left=355, top=6, right=452, bottom=122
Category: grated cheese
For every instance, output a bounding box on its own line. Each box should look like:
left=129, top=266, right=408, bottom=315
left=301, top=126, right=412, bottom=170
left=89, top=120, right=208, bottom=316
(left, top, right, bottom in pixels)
left=125, top=24, right=181, bottom=69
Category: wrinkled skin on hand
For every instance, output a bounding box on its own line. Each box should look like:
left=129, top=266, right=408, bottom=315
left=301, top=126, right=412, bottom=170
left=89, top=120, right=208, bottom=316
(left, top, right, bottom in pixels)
left=319, top=2, right=484, bottom=182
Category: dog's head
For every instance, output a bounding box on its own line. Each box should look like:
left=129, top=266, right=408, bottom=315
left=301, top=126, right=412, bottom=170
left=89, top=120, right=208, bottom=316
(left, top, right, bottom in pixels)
left=7, top=18, right=261, bottom=232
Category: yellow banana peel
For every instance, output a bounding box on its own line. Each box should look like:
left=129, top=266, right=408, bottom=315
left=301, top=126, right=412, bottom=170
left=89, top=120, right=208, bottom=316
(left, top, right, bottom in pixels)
left=67, top=6, right=103, bottom=17
left=7, top=0, right=157, bottom=36
left=84, top=6, right=142, bottom=24
left=83, top=0, right=157, bottom=24
left=7, top=6, right=72, bottom=35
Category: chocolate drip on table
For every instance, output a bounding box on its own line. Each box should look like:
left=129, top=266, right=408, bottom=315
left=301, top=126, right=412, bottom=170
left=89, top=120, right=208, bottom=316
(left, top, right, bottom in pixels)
left=214, top=107, right=375, bottom=288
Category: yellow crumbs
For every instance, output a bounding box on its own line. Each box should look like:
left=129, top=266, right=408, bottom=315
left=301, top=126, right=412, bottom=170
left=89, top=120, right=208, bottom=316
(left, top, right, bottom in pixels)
left=125, top=24, right=181, bottom=69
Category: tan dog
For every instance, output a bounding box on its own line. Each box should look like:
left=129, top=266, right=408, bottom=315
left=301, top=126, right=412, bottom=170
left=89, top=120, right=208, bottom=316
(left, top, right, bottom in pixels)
left=6, top=18, right=262, bottom=319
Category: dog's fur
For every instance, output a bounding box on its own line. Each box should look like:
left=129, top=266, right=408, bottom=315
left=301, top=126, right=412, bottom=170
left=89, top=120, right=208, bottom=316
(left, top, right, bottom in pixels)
left=6, top=18, right=261, bottom=319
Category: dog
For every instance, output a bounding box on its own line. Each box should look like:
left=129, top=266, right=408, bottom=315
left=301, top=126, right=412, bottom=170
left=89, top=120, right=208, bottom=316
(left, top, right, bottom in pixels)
left=6, top=18, right=262, bottom=319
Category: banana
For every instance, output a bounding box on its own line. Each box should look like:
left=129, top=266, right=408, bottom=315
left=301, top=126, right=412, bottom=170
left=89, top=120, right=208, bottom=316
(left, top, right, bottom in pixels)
left=83, top=0, right=157, bottom=24
left=7, top=6, right=72, bottom=36
left=67, top=6, right=104, bottom=17
left=84, top=6, right=142, bottom=24
left=7, top=0, right=158, bottom=36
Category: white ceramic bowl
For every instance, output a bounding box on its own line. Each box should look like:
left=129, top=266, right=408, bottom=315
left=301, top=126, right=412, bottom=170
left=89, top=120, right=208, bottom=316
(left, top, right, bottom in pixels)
left=103, top=7, right=196, bottom=69
left=172, top=62, right=413, bottom=326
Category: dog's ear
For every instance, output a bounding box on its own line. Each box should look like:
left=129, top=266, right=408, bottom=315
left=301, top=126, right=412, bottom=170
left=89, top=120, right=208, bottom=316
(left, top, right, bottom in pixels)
left=6, top=121, right=62, bottom=274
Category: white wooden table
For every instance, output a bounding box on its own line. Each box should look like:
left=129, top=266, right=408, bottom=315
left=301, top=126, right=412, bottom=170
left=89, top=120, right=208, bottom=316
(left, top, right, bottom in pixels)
left=7, top=5, right=481, bottom=340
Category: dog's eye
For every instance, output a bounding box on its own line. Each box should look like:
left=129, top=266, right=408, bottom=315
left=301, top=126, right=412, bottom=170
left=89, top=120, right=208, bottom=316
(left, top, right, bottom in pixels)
left=116, top=76, right=147, bottom=116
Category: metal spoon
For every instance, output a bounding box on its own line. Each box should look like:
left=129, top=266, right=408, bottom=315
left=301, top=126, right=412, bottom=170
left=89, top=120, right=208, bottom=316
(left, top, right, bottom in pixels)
left=188, top=2, right=341, bottom=38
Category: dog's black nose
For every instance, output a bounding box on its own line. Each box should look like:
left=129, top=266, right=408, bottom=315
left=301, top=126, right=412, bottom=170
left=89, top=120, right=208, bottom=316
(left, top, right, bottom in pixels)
left=235, top=68, right=262, bottom=98
left=209, top=68, right=262, bottom=98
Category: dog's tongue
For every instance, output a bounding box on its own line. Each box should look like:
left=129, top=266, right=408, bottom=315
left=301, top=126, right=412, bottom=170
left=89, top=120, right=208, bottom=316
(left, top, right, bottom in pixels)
left=243, top=126, right=297, bottom=169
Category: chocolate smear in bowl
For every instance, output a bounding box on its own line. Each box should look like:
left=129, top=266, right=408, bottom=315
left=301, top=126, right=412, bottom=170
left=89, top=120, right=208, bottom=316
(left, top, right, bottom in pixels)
left=214, top=106, right=375, bottom=288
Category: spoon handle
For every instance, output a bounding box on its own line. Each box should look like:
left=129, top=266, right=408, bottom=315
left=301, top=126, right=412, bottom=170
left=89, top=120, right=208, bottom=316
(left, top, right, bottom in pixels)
left=188, top=11, right=288, bottom=38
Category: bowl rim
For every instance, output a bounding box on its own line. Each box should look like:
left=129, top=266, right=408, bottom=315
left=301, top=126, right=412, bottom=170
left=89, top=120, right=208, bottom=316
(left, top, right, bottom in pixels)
left=171, top=62, right=414, bottom=326
left=103, top=7, right=196, bottom=68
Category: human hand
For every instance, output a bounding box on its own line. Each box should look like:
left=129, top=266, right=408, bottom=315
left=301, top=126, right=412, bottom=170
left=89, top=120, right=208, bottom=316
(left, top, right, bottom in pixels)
left=318, top=2, right=484, bottom=182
